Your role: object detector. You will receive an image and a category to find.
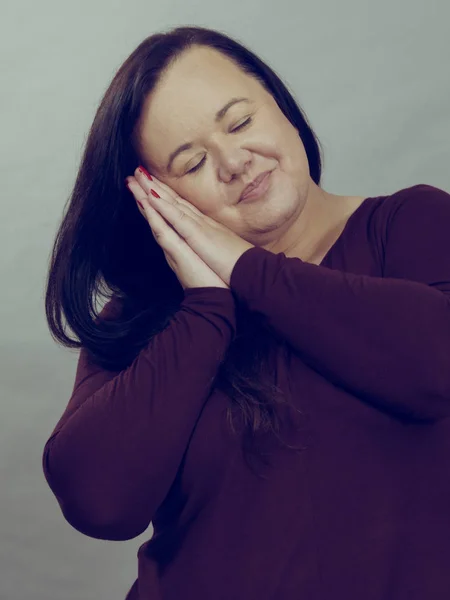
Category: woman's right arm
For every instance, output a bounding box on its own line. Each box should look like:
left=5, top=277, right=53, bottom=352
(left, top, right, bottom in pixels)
left=42, top=288, right=236, bottom=541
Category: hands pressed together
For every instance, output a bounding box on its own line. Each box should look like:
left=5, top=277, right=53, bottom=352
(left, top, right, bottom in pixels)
left=125, top=166, right=255, bottom=290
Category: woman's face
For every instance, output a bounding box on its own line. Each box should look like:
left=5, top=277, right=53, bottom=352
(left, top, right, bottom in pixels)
left=135, top=45, right=313, bottom=250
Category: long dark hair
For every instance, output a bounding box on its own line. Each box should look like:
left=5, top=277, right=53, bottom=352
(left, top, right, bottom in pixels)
left=45, top=25, right=323, bottom=477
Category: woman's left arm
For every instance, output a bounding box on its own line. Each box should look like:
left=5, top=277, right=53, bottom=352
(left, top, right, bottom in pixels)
left=230, top=185, right=450, bottom=422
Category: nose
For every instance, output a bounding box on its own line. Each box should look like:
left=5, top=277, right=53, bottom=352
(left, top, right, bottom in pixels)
left=215, top=144, right=252, bottom=182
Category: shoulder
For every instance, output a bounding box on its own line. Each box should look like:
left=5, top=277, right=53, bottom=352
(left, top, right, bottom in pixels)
left=383, top=183, right=450, bottom=222
left=363, top=184, right=450, bottom=248
left=378, top=184, right=450, bottom=282
left=354, top=184, right=450, bottom=236
left=381, top=184, right=450, bottom=240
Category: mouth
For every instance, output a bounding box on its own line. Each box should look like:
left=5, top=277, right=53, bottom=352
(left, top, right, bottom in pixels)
left=239, top=170, right=272, bottom=203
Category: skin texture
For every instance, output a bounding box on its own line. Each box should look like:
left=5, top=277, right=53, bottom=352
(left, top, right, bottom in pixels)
left=131, top=45, right=366, bottom=264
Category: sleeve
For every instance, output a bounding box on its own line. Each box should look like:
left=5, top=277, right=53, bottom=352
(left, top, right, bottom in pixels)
left=229, top=184, right=450, bottom=422
left=41, top=288, right=236, bottom=541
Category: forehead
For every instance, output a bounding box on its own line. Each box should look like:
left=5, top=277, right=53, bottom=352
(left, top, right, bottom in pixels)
left=140, top=47, right=260, bottom=126
left=155, top=46, right=254, bottom=102
left=135, top=47, right=261, bottom=170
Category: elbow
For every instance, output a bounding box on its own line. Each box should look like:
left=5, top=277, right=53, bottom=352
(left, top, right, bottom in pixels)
left=43, top=445, right=152, bottom=541
left=58, top=499, right=152, bottom=541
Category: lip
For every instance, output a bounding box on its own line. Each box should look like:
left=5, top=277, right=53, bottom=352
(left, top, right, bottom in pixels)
left=239, top=170, right=272, bottom=202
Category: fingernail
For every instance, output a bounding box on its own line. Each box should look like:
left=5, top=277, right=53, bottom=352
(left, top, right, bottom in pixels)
left=136, top=200, right=144, bottom=209
left=150, top=189, right=160, bottom=198
left=138, top=166, right=153, bottom=181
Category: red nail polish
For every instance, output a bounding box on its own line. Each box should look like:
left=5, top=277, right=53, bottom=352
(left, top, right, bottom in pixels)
left=138, top=166, right=153, bottom=181
left=150, top=189, right=160, bottom=198
left=137, top=200, right=144, bottom=209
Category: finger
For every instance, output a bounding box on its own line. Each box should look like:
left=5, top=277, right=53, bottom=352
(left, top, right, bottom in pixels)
left=134, top=168, right=215, bottom=221
left=151, top=183, right=229, bottom=231
left=128, top=174, right=199, bottom=235
left=126, top=178, right=150, bottom=215
left=134, top=168, right=181, bottom=209
left=127, top=177, right=182, bottom=237
left=145, top=191, right=201, bottom=245
left=132, top=170, right=229, bottom=235
left=127, top=178, right=180, bottom=243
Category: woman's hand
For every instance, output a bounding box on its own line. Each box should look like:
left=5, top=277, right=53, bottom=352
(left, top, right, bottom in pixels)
left=126, top=166, right=255, bottom=287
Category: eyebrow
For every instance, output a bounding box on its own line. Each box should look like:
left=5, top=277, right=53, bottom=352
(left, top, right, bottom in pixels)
left=166, top=97, right=252, bottom=173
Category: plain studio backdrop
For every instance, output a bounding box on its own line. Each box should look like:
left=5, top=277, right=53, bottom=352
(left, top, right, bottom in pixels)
left=0, top=0, right=449, bottom=598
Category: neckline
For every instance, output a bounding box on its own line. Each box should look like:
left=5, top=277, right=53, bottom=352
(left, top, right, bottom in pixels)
left=318, top=195, right=377, bottom=266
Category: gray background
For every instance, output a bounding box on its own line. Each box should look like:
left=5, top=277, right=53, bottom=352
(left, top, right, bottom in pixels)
left=1, top=0, right=449, bottom=598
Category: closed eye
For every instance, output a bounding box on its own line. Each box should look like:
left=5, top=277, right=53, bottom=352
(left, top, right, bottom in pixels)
left=230, top=116, right=253, bottom=133
left=185, top=117, right=253, bottom=175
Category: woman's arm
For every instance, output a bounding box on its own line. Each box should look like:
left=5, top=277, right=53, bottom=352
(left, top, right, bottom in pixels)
left=42, top=289, right=236, bottom=541
left=230, top=185, right=450, bottom=421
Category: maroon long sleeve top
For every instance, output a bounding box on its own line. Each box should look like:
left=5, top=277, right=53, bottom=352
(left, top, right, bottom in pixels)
left=42, top=184, right=450, bottom=599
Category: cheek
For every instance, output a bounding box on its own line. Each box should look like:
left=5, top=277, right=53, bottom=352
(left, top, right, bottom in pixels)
left=283, top=132, right=309, bottom=173
left=263, top=123, right=299, bottom=162
left=177, top=180, right=215, bottom=214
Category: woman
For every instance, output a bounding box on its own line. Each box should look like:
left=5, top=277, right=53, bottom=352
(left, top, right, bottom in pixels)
left=42, top=25, right=450, bottom=600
